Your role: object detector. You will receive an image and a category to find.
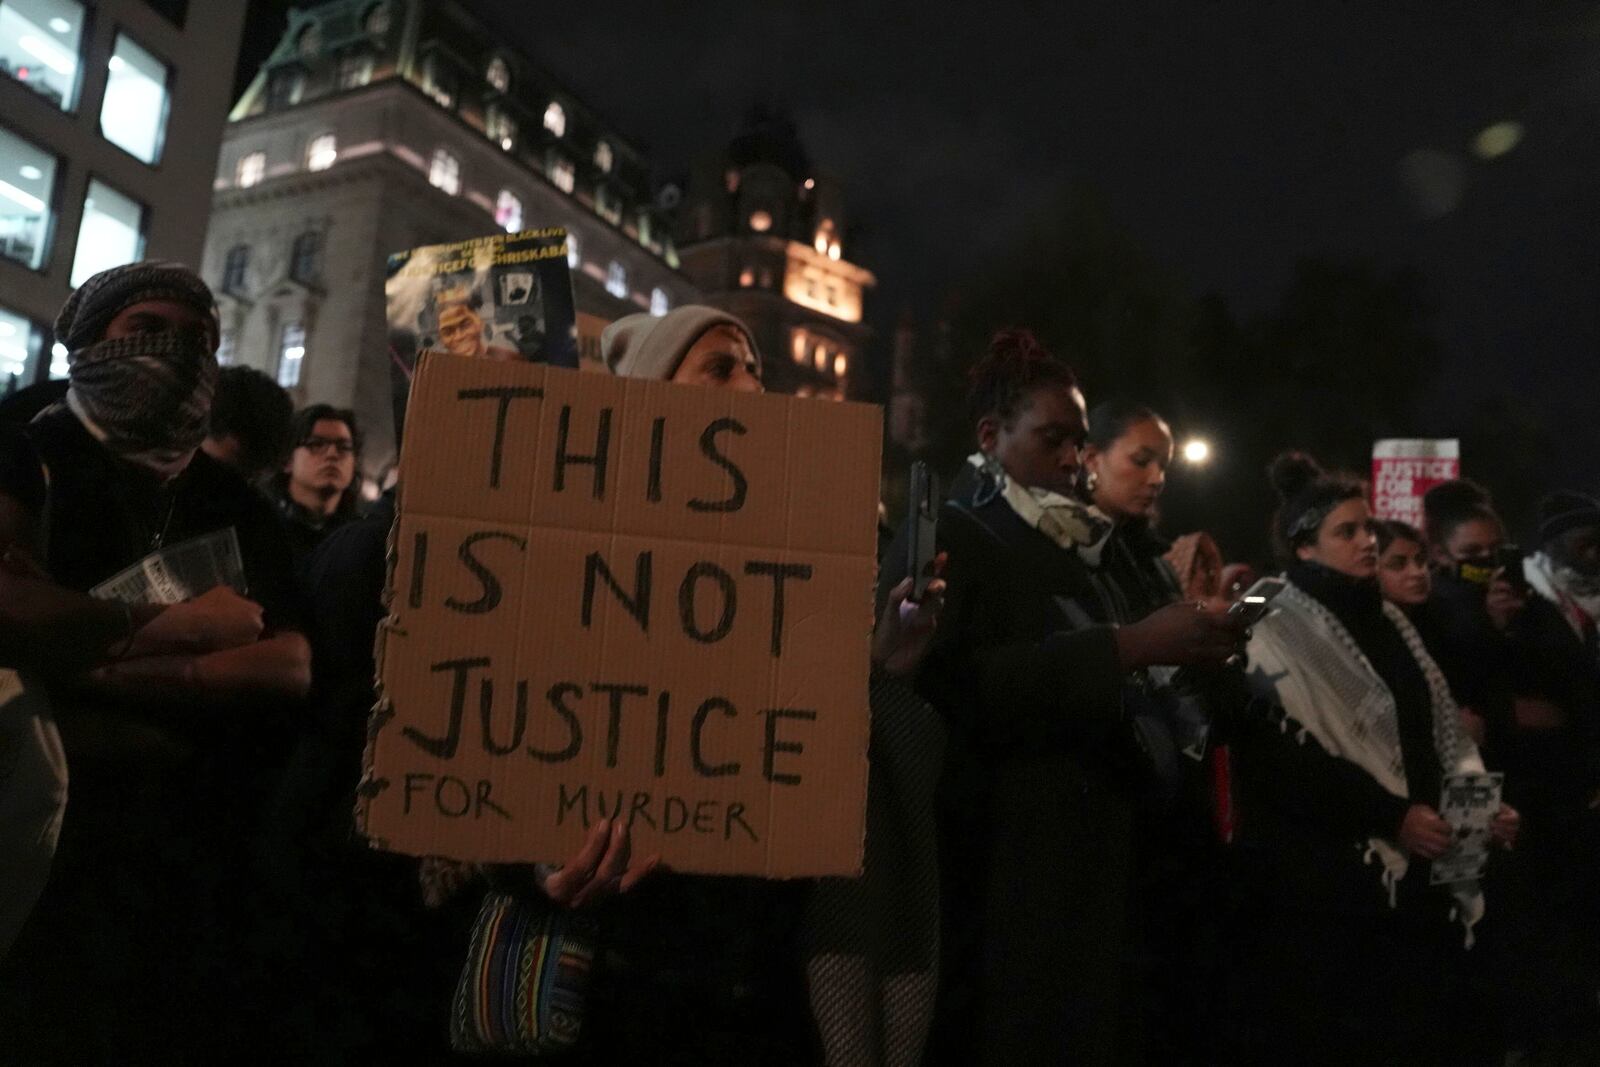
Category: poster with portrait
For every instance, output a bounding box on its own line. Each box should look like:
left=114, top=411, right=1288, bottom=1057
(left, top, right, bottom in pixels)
left=386, top=228, right=578, bottom=442
left=1431, top=771, right=1503, bottom=885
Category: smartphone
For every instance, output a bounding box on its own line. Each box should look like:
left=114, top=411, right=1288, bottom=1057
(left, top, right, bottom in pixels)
left=1228, top=576, right=1286, bottom=627
left=1497, top=544, right=1529, bottom=594
left=1458, top=547, right=1526, bottom=590
left=907, top=461, right=939, bottom=602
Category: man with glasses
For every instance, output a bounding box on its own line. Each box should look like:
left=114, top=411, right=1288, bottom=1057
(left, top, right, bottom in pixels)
left=270, top=404, right=364, bottom=571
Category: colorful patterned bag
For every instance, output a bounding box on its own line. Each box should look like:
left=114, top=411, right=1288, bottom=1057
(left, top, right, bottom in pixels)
left=450, top=890, right=595, bottom=1055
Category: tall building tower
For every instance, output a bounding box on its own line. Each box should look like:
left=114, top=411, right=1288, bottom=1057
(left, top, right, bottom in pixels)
left=0, top=0, right=246, bottom=391
left=203, top=0, right=699, bottom=474
left=675, top=109, right=876, bottom=401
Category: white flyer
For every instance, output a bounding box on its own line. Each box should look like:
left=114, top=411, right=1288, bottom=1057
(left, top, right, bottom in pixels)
left=1430, top=771, right=1503, bottom=885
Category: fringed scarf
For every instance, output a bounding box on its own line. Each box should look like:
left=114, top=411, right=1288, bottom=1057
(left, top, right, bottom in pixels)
left=1246, top=580, right=1487, bottom=944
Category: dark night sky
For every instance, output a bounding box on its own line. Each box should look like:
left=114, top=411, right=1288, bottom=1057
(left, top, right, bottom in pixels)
left=243, top=1, right=1600, bottom=471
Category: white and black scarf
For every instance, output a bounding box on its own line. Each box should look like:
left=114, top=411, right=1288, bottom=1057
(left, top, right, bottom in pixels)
left=1246, top=580, right=1487, bottom=942
left=966, top=452, right=1115, bottom=567
left=65, top=332, right=217, bottom=479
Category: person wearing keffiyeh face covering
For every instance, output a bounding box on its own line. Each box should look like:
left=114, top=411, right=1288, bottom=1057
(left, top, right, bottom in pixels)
left=55, top=259, right=222, bottom=478
left=0, top=261, right=310, bottom=1062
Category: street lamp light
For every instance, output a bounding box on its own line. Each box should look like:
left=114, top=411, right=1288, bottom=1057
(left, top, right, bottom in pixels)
left=1182, top=438, right=1211, bottom=465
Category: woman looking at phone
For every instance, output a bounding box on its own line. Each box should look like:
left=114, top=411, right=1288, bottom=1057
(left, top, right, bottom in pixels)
left=897, top=334, right=1246, bottom=1065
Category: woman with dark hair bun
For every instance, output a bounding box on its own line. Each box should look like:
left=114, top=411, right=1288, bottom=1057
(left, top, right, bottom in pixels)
left=887, top=330, right=1246, bottom=1065
left=1227, top=452, right=1516, bottom=1064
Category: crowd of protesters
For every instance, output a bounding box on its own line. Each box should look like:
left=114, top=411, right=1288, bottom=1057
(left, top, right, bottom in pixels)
left=1, top=261, right=1598, bottom=1066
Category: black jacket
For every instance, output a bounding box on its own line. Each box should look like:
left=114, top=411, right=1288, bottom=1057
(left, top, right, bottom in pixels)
left=884, top=468, right=1141, bottom=1067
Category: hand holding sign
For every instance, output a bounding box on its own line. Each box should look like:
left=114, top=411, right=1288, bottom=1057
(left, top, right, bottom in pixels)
left=537, top=817, right=663, bottom=908
left=1399, top=803, right=1453, bottom=860
left=1489, top=804, right=1520, bottom=851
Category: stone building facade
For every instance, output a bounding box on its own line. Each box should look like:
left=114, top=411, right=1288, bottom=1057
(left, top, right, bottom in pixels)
left=674, top=110, right=876, bottom=401
left=202, top=0, right=698, bottom=475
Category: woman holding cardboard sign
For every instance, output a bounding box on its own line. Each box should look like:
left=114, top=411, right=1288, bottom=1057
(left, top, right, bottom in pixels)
left=529, top=306, right=946, bottom=1066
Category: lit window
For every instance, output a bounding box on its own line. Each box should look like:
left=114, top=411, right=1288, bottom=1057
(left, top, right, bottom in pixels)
left=814, top=345, right=827, bottom=371
left=485, top=56, right=510, bottom=93
left=833, top=353, right=848, bottom=378
left=221, top=244, right=249, bottom=294
left=363, top=2, right=390, bottom=35
left=791, top=331, right=806, bottom=362
left=421, top=55, right=454, bottom=108
left=738, top=267, right=754, bottom=287
left=48, top=341, right=66, bottom=378
left=748, top=210, right=772, bottom=232
left=338, top=53, right=373, bottom=89
left=494, top=189, right=522, bottom=232
left=277, top=322, right=305, bottom=387
left=295, top=21, right=320, bottom=58
left=70, top=179, right=145, bottom=287
left=543, top=101, right=566, bottom=137
left=594, top=140, right=613, bottom=173
left=0, top=304, right=41, bottom=384
left=0, top=125, right=57, bottom=271
left=828, top=242, right=841, bottom=261
left=565, top=231, right=579, bottom=268
left=485, top=105, right=516, bottom=151
left=595, top=186, right=621, bottom=224
left=0, top=0, right=85, bottom=111
left=549, top=155, right=575, bottom=194
left=267, top=68, right=304, bottom=109
left=649, top=288, right=668, bottom=316
left=814, top=233, right=828, bottom=254
left=306, top=132, right=337, bottom=171
left=236, top=150, right=266, bottom=187
left=215, top=330, right=235, bottom=366
left=428, top=148, right=460, bottom=194
left=290, top=231, right=321, bottom=285
left=605, top=261, right=626, bottom=298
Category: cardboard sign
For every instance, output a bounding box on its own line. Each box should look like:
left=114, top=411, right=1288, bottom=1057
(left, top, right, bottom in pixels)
left=1371, top=439, right=1460, bottom=527
left=387, top=229, right=579, bottom=444
left=359, top=354, right=882, bottom=877
left=1431, top=771, right=1502, bottom=885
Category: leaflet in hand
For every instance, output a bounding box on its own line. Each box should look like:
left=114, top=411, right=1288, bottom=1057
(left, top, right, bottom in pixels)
left=1430, top=771, right=1503, bottom=885
left=89, top=529, right=247, bottom=606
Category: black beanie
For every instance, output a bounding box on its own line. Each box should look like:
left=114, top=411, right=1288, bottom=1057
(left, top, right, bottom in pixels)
left=1538, top=491, right=1600, bottom=544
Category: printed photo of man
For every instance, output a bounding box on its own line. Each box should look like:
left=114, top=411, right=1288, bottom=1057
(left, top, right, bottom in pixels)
left=433, top=299, right=520, bottom=361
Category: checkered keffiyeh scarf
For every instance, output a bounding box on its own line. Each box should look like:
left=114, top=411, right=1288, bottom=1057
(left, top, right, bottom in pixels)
left=1246, top=580, right=1487, bottom=940
left=55, top=262, right=219, bottom=477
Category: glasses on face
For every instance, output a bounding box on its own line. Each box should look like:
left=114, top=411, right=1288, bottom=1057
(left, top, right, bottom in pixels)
left=300, top=436, right=355, bottom=457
